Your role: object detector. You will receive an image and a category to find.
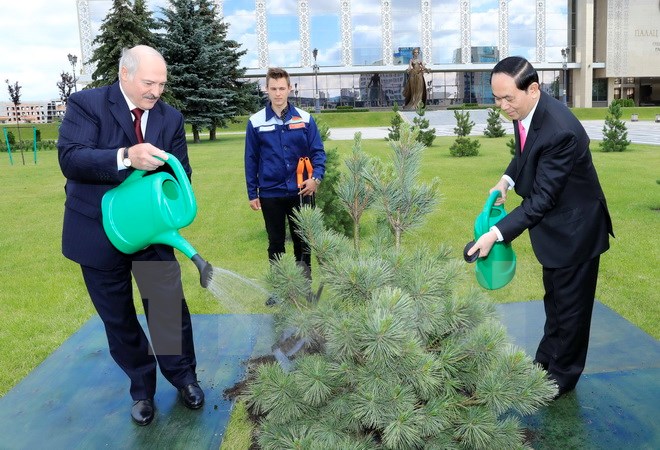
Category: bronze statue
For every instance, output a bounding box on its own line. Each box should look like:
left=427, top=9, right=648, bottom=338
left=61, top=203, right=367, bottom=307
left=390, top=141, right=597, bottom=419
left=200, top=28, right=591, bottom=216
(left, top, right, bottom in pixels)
left=403, top=48, right=430, bottom=109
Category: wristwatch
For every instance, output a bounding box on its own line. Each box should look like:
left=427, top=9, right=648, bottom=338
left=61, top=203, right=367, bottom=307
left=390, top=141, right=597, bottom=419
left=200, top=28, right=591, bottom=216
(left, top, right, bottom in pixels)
left=312, top=177, right=321, bottom=185
left=122, top=147, right=132, bottom=168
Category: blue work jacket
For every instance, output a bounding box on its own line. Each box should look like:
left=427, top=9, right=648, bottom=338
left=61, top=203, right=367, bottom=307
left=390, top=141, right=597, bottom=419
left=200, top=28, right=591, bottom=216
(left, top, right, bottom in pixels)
left=245, top=103, right=326, bottom=200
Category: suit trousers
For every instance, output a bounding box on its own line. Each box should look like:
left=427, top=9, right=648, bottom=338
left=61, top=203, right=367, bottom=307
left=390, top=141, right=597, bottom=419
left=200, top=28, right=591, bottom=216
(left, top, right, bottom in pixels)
left=536, top=255, right=600, bottom=390
left=80, top=247, right=198, bottom=400
left=259, top=195, right=311, bottom=268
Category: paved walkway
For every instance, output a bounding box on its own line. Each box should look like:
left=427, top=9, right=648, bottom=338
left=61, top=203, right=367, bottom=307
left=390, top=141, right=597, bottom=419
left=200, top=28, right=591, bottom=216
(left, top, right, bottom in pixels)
left=327, top=110, right=660, bottom=145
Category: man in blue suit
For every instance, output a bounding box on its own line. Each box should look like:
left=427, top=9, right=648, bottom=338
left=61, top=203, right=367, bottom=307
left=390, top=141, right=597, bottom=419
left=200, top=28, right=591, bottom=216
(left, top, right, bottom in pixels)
left=468, top=56, right=614, bottom=399
left=58, top=45, right=203, bottom=425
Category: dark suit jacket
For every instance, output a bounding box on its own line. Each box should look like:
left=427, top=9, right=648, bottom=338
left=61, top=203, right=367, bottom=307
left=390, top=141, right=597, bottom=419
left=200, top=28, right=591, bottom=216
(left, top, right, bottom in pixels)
left=58, top=82, right=191, bottom=270
left=496, top=91, right=614, bottom=269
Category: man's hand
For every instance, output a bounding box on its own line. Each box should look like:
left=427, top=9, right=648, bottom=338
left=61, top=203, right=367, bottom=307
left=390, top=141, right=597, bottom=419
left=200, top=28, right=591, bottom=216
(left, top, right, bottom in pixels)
left=467, top=230, right=498, bottom=259
left=249, top=198, right=261, bottom=211
left=298, top=178, right=318, bottom=197
left=127, top=144, right=168, bottom=171
left=490, top=179, right=510, bottom=206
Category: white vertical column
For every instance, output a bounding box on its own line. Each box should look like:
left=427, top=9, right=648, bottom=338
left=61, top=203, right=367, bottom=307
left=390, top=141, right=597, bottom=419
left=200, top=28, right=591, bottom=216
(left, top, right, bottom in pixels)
left=421, top=0, right=432, bottom=64
left=299, top=0, right=311, bottom=67
left=340, top=0, right=352, bottom=66
left=381, top=0, right=393, bottom=65
left=460, top=0, right=471, bottom=63
left=536, top=0, right=546, bottom=62
left=607, top=0, right=629, bottom=77
left=75, top=0, right=93, bottom=75
left=255, top=0, right=269, bottom=68
left=498, top=0, right=509, bottom=59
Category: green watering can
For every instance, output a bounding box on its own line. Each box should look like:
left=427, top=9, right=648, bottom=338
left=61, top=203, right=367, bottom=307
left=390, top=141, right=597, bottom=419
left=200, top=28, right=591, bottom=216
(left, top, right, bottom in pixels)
left=101, top=154, right=213, bottom=287
left=464, top=190, right=516, bottom=290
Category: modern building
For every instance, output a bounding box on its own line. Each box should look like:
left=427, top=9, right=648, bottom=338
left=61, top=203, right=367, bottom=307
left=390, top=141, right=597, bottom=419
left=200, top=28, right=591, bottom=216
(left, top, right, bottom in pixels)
left=74, top=0, right=659, bottom=108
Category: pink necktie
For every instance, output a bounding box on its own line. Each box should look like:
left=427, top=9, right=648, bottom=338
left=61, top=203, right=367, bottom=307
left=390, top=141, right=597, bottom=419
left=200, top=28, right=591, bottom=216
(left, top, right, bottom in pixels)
left=518, top=121, right=526, bottom=152
left=132, top=108, right=144, bottom=143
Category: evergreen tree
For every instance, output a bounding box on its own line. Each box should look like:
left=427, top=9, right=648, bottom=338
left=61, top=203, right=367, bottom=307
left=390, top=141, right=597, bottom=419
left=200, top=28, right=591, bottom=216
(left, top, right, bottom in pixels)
left=314, top=119, right=353, bottom=237
left=600, top=101, right=630, bottom=152
left=159, top=0, right=258, bottom=142
left=449, top=109, right=481, bottom=157
left=411, top=103, right=436, bottom=147
left=387, top=102, right=403, bottom=141
left=506, top=137, right=516, bottom=156
left=244, top=123, right=556, bottom=450
left=364, top=125, right=440, bottom=250
left=483, top=107, right=506, bottom=138
left=336, top=132, right=375, bottom=250
left=197, top=0, right=259, bottom=138
left=87, top=0, right=156, bottom=88
left=158, top=0, right=219, bottom=142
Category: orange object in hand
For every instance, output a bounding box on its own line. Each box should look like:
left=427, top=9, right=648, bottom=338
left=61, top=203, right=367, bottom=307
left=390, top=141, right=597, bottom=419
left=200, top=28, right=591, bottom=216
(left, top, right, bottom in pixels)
left=296, top=157, right=314, bottom=188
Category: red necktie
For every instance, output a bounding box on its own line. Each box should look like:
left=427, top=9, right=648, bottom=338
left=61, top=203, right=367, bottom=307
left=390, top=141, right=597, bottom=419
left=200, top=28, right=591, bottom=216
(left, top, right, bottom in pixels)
left=518, top=121, right=526, bottom=152
left=132, top=108, right=144, bottom=143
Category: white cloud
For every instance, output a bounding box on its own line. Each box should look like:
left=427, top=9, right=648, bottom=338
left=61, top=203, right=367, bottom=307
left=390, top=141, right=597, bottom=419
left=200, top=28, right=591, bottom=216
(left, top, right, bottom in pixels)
left=0, top=1, right=80, bottom=101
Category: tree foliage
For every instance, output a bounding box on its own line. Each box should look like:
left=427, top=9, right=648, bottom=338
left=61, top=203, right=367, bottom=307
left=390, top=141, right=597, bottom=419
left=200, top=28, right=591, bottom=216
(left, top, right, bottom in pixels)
left=244, top=124, right=556, bottom=449
left=483, top=108, right=506, bottom=138
left=313, top=119, right=353, bottom=237
left=387, top=102, right=403, bottom=141
left=158, top=0, right=258, bottom=142
left=87, top=0, right=156, bottom=88
left=5, top=79, right=25, bottom=164
left=449, top=109, right=481, bottom=157
left=411, top=103, right=436, bottom=147
left=56, top=72, right=75, bottom=104
left=600, top=101, right=630, bottom=152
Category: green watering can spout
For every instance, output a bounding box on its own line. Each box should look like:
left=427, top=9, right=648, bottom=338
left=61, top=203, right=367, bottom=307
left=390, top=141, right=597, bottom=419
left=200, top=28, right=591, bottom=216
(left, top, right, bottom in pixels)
left=466, top=190, right=516, bottom=290
left=101, top=154, right=212, bottom=287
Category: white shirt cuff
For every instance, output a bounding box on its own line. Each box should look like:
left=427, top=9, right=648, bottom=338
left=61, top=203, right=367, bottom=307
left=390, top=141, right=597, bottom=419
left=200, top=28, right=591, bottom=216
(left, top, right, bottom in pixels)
left=502, top=175, right=515, bottom=190
left=117, top=148, right=126, bottom=170
left=489, top=226, right=504, bottom=242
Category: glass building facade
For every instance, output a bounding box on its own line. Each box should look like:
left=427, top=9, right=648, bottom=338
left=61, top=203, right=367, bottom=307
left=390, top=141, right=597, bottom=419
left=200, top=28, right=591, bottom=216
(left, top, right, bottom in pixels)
left=78, top=1, right=659, bottom=108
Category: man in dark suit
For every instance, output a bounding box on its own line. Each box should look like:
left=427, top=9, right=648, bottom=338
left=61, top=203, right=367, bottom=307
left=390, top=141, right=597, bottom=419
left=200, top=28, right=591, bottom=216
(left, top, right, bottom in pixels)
left=468, top=56, right=614, bottom=398
left=58, top=45, right=203, bottom=425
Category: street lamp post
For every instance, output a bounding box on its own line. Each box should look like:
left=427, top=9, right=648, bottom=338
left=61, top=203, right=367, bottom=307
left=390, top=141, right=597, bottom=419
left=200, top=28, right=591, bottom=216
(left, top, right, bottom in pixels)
left=312, top=48, right=320, bottom=114
left=68, top=53, right=78, bottom=93
left=561, top=47, right=570, bottom=106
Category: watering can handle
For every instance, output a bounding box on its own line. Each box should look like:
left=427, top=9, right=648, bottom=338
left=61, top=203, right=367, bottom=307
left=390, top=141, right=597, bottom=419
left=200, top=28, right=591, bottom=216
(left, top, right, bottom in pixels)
left=123, top=154, right=197, bottom=216
left=476, top=190, right=502, bottom=237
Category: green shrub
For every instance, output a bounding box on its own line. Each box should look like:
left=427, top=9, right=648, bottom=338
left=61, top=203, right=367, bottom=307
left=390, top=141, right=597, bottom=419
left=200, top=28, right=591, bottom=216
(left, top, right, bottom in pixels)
left=314, top=119, right=353, bottom=236
left=411, top=103, right=436, bottom=147
left=506, top=137, right=515, bottom=155
left=611, top=98, right=635, bottom=108
left=387, top=103, right=403, bottom=141
left=600, top=101, right=630, bottom=152
left=449, top=110, right=481, bottom=157
left=483, top=108, right=506, bottom=138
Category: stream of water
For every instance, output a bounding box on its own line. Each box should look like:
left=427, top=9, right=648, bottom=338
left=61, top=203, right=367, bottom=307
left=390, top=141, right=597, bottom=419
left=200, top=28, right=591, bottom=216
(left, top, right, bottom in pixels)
left=205, top=266, right=270, bottom=313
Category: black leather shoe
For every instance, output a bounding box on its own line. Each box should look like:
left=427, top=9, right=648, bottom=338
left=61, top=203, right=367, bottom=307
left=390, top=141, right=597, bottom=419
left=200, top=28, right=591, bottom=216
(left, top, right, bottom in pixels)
left=179, top=382, right=204, bottom=409
left=131, top=399, right=154, bottom=426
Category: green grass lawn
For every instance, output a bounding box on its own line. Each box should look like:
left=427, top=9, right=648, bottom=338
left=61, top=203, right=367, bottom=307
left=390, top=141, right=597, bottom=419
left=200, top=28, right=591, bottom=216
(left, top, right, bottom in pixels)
left=1, top=113, right=658, bottom=449
left=6, top=105, right=659, bottom=142
left=1, top=130, right=658, bottom=401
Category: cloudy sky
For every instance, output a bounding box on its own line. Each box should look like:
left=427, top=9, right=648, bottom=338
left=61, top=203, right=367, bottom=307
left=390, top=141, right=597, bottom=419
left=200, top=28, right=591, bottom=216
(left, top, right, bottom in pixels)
left=1, top=0, right=567, bottom=101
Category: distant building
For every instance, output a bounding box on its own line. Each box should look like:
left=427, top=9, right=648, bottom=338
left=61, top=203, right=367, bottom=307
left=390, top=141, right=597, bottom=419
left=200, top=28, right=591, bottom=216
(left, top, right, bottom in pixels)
left=455, top=46, right=500, bottom=104
left=1, top=100, right=65, bottom=124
